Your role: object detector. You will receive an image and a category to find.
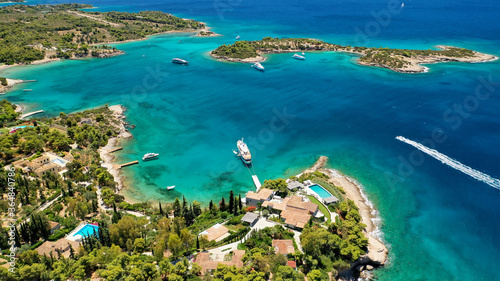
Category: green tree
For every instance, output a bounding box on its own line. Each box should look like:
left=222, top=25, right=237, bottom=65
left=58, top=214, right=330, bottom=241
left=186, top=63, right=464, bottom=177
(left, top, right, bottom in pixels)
left=168, top=233, right=183, bottom=257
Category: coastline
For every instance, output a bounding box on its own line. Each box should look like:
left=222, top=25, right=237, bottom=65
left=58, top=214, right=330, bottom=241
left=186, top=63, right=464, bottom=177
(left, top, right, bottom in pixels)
left=98, top=105, right=133, bottom=193
left=301, top=156, right=388, bottom=277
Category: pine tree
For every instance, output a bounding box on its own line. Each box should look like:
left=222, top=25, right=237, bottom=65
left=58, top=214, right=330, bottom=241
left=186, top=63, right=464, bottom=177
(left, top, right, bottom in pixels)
left=173, top=197, right=181, bottom=217
left=209, top=200, right=214, bottom=212
left=238, top=194, right=243, bottom=213
left=67, top=180, right=73, bottom=197
left=159, top=201, right=164, bottom=216
left=220, top=197, right=226, bottom=212
left=228, top=190, right=235, bottom=214
left=196, top=235, right=200, bottom=250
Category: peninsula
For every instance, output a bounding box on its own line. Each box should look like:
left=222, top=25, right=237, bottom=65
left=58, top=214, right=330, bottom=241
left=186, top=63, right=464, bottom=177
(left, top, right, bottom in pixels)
left=211, top=37, right=497, bottom=73
left=0, top=3, right=205, bottom=66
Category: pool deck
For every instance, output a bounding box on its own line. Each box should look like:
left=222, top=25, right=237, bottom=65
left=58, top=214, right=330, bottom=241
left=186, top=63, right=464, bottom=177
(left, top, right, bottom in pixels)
left=303, top=183, right=337, bottom=221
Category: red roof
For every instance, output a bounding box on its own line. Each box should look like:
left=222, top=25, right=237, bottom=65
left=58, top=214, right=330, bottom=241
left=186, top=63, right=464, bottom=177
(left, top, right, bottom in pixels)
left=287, top=260, right=297, bottom=268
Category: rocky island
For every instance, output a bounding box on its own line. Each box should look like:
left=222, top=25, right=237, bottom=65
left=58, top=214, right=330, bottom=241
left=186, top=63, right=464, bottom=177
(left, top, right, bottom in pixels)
left=211, top=37, right=497, bottom=73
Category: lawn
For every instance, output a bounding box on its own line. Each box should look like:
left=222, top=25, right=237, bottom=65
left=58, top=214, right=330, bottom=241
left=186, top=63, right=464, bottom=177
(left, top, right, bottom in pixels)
left=307, top=195, right=331, bottom=224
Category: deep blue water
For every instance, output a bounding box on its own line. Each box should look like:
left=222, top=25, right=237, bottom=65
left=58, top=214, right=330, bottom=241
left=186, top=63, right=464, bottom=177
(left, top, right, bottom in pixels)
left=2, top=0, right=500, bottom=279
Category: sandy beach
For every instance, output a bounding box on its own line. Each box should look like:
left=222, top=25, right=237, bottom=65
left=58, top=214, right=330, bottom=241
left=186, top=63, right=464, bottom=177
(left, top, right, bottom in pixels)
left=98, top=105, right=133, bottom=193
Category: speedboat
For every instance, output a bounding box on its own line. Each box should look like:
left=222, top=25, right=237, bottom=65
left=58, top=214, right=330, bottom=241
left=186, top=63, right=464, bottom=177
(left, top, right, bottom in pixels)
left=236, top=35, right=240, bottom=40
left=252, top=62, right=265, bottom=71
left=172, top=58, right=188, bottom=65
left=292, top=53, right=305, bottom=60
left=237, top=138, right=251, bottom=165
left=142, top=153, right=159, bottom=161
left=166, top=185, right=175, bottom=190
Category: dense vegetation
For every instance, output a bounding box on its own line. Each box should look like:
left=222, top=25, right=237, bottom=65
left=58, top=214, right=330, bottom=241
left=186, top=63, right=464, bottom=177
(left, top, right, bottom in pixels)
left=300, top=200, right=368, bottom=276
left=0, top=3, right=205, bottom=64
left=0, top=100, right=19, bottom=127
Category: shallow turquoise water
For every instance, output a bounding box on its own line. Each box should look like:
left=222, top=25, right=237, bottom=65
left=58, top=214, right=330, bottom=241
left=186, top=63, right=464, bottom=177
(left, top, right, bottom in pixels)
left=2, top=0, right=500, bottom=280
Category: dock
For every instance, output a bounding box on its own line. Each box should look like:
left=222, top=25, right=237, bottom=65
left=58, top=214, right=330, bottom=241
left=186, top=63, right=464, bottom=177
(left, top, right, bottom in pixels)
left=116, top=160, right=139, bottom=169
left=252, top=175, right=262, bottom=191
left=20, top=110, right=44, bottom=119
left=108, top=147, right=123, bottom=153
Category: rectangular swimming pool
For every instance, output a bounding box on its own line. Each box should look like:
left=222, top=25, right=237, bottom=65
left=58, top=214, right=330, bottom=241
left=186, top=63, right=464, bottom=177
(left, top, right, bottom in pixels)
left=75, top=224, right=99, bottom=237
left=309, top=184, right=333, bottom=199
left=51, top=158, right=67, bottom=165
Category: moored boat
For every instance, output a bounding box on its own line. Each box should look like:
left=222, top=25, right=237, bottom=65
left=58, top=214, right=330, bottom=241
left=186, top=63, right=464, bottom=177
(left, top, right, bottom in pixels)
left=292, top=53, right=305, bottom=60
left=237, top=138, right=252, bottom=165
left=142, top=153, right=159, bottom=161
left=252, top=62, right=265, bottom=71
left=172, top=58, right=189, bottom=65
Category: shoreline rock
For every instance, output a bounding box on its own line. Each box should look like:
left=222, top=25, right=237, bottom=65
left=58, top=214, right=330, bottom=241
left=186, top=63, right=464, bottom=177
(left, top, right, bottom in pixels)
left=98, top=105, right=133, bottom=193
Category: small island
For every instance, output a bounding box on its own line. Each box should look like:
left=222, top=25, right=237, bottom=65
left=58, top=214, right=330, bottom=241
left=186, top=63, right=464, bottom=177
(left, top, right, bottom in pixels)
left=0, top=3, right=205, bottom=66
left=210, top=37, right=497, bottom=73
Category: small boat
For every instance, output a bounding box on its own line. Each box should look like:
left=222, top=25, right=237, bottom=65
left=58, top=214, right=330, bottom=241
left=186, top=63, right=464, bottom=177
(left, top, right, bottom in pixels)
left=292, top=54, right=305, bottom=60
left=237, top=138, right=252, bottom=165
left=172, top=58, right=189, bottom=65
left=166, top=185, right=175, bottom=190
left=142, top=153, right=159, bottom=161
left=401, top=2, right=404, bottom=7
left=302, top=52, right=305, bottom=55
left=252, top=62, right=265, bottom=71
left=236, top=35, right=240, bottom=40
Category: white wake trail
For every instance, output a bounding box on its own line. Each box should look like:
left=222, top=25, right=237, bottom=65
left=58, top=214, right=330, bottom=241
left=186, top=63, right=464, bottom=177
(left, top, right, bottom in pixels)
left=396, top=136, right=500, bottom=190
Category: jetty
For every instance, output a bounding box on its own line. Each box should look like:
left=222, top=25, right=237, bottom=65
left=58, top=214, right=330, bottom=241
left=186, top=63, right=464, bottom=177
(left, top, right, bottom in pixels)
left=252, top=175, right=262, bottom=191
left=20, top=110, right=44, bottom=119
left=108, top=147, right=123, bottom=153
left=115, top=160, right=139, bottom=169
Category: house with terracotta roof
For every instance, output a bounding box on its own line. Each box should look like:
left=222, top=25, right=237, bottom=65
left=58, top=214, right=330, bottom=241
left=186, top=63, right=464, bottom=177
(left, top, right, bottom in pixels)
left=245, top=188, right=274, bottom=207
left=200, top=224, right=230, bottom=242
left=272, top=239, right=295, bottom=255
left=287, top=260, right=297, bottom=270
left=48, top=221, right=60, bottom=234
left=280, top=209, right=312, bottom=229
left=195, top=250, right=246, bottom=274
left=36, top=238, right=81, bottom=258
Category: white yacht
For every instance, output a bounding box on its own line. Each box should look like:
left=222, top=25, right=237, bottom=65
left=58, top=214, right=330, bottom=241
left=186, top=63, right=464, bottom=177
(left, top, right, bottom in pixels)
left=292, top=53, right=305, bottom=60
left=252, top=62, right=265, bottom=71
left=142, top=153, right=159, bottom=161
left=172, top=58, right=189, bottom=65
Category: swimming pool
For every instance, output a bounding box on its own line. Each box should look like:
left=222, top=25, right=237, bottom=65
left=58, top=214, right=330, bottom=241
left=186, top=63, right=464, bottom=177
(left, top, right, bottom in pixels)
left=51, top=158, right=67, bottom=165
left=309, top=184, right=333, bottom=199
left=75, top=224, right=99, bottom=237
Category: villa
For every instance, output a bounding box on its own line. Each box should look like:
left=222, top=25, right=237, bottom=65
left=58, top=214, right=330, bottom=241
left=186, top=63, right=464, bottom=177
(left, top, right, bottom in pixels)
left=11, top=152, right=71, bottom=177
left=199, top=223, right=230, bottom=242
left=195, top=250, right=245, bottom=274
left=262, top=195, right=319, bottom=230
left=245, top=188, right=274, bottom=207
left=36, top=238, right=80, bottom=258
left=272, top=239, right=295, bottom=255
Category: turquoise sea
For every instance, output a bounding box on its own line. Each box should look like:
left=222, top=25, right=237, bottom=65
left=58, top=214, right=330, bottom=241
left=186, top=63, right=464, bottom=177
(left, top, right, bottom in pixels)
left=2, top=0, right=500, bottom=279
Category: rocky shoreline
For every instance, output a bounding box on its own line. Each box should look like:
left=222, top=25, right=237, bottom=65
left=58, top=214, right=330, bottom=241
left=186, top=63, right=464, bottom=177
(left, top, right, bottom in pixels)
left=98, top=105, right=133, bottom=192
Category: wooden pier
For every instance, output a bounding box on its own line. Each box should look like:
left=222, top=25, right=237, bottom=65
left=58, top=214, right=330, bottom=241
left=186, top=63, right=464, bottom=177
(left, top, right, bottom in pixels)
left=115, top=160, right=139, bottom=169
left=20, top=110, right=44, bottom=119
left=108, top=147, right=123, bottom=153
